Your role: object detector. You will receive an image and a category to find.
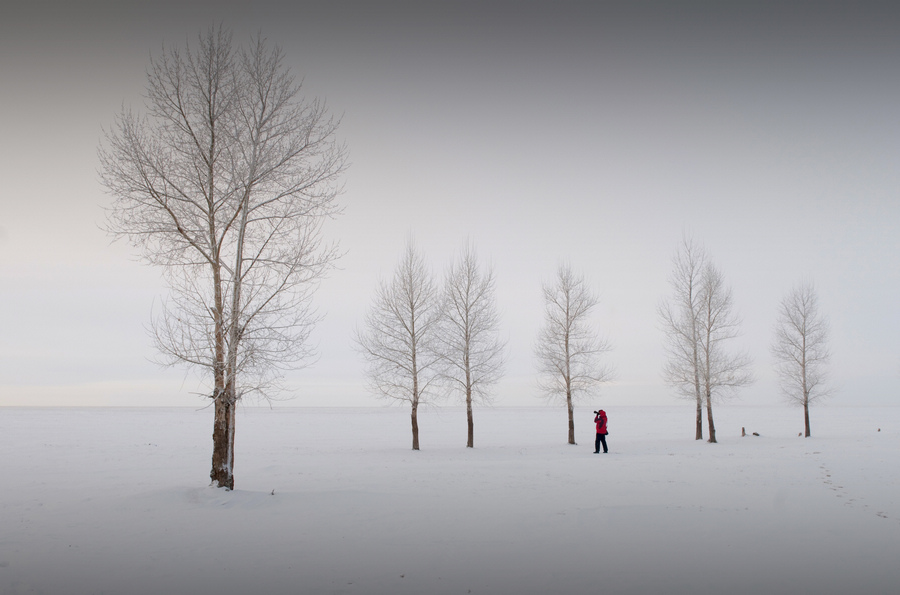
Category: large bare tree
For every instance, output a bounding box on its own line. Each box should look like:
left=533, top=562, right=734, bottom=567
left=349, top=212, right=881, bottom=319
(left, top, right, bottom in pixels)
left=535, top=264, right=611, bottom=445
left=772, top=282, right=831, bottom=437
left=659, top=237, right=707, bottom=440
left=355, top=239, right=441, bottom=450
left=436, top=240, right=506, bottom=448
left=100, top=27, right=347, bottom=488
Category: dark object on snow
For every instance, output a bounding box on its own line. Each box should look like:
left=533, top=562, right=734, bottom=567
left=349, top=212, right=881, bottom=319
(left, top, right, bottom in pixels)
left=752, top=432, right=760, bottom=436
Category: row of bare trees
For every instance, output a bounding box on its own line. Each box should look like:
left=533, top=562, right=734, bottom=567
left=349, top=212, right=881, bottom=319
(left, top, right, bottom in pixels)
left=356, top=240, right=614, bottom=449
left=660, top=237, right=831, bottom=441
left=360, top=234, right=829, bottom=451
left=354, top=239, right=506, bottom=450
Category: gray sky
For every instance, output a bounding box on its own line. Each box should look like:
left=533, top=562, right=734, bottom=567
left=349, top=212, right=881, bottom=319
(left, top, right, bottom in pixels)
left=2, top=1, right=898, bottom=407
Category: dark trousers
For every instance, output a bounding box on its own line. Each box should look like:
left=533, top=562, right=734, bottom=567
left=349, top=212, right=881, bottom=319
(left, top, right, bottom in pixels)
left=595, top=433, right=608, bottom=453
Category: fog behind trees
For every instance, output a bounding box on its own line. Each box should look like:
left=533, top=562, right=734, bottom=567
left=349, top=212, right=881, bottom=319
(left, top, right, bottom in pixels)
left=2, top=2, right=899, bottom=407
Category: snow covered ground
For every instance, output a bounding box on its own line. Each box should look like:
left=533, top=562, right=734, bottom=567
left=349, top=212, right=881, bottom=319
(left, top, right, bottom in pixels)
left=1, top=405, right=898, bottom=595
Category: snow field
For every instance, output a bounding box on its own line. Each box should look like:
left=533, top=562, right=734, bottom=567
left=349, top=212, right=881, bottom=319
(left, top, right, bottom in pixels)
left=1, top=405, right=898, bottom=595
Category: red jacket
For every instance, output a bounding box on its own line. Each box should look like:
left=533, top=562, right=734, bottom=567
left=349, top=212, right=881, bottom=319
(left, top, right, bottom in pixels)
left=595, top=411, right=608, bottom=434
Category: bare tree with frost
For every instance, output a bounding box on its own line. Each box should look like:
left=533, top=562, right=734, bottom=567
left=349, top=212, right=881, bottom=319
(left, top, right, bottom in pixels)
left=535, top=264, right=611, bottom=445
left=436, top=240, right=506, bottom=448
left=660, top=238, right=752, bottom=442
left=355, top=239, right=441, bottom=450
left=772, top=282, right=831, bottom=437
left=695, top=261, right=753, bottom=443
left=99, top=27, right=347, bottom=488
left=659, top=237, right=707, bottom=440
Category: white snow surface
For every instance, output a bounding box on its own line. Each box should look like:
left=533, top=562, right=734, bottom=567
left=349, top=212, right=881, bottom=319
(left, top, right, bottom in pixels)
left=2, top=405, right=898, bottom=595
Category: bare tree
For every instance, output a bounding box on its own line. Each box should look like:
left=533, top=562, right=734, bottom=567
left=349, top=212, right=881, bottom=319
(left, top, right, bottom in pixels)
left=659, top=237, right=707, bottom=439
left=99, top=27, right=347, bottom=489
left=660, top=238, right=752, bottom=442
left=436, top=240, right=506, bottom=448
left=355, top=239, right=441, bottom=450
left=772, top=283, right=831, bottom=437
left=535, top=264, right=611, bottom=445
left=696, top=261, right=754, bottom=443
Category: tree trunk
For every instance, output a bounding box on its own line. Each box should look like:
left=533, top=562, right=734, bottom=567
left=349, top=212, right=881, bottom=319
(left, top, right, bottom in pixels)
left=566, top=393, right=576, bottom=445
left=706, top=394, right=717, bottom=444
left=466, top=393, right=474, bottom=448
left=210, top=392, right=236, bottom=489
left=804, top=401, right=811, bottom=437
left=694, top=338, right=703, bottom=440
left=411, top=404, right=420, bottom=451
left=695, top=399, right=703, bottom=440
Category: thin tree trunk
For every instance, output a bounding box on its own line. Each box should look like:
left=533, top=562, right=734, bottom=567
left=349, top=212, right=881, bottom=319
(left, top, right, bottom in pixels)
left=695, top=399, right=703, bottom=440
left=209, top=240, right=234, bottom=487
left=227, top=398, right=235, bottom=482
left=411, top=403, right=420, bottom=451
left=209, top=301, right=236, bottom=487
left=804, top=401, right=811, bottom=437
left=706, top=393, right=717, bottom=444
left=466, top=392, right=474, bottom=448
left=212, top=183, right=251, bottom=489
left=565, top=324, right=575, bottom=445
left=694, top=336, right=703, bottom=440
left=802, top=349, right=811, bottom=437
left=206, top=131, right=234, bottom=488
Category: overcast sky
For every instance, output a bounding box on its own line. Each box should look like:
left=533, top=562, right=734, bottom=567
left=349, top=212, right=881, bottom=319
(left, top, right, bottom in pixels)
left=2, top=1, right=898, bottom=408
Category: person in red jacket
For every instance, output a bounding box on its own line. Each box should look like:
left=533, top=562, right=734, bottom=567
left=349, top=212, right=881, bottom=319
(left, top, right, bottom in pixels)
left=594, top=409, right=608, bottom=454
